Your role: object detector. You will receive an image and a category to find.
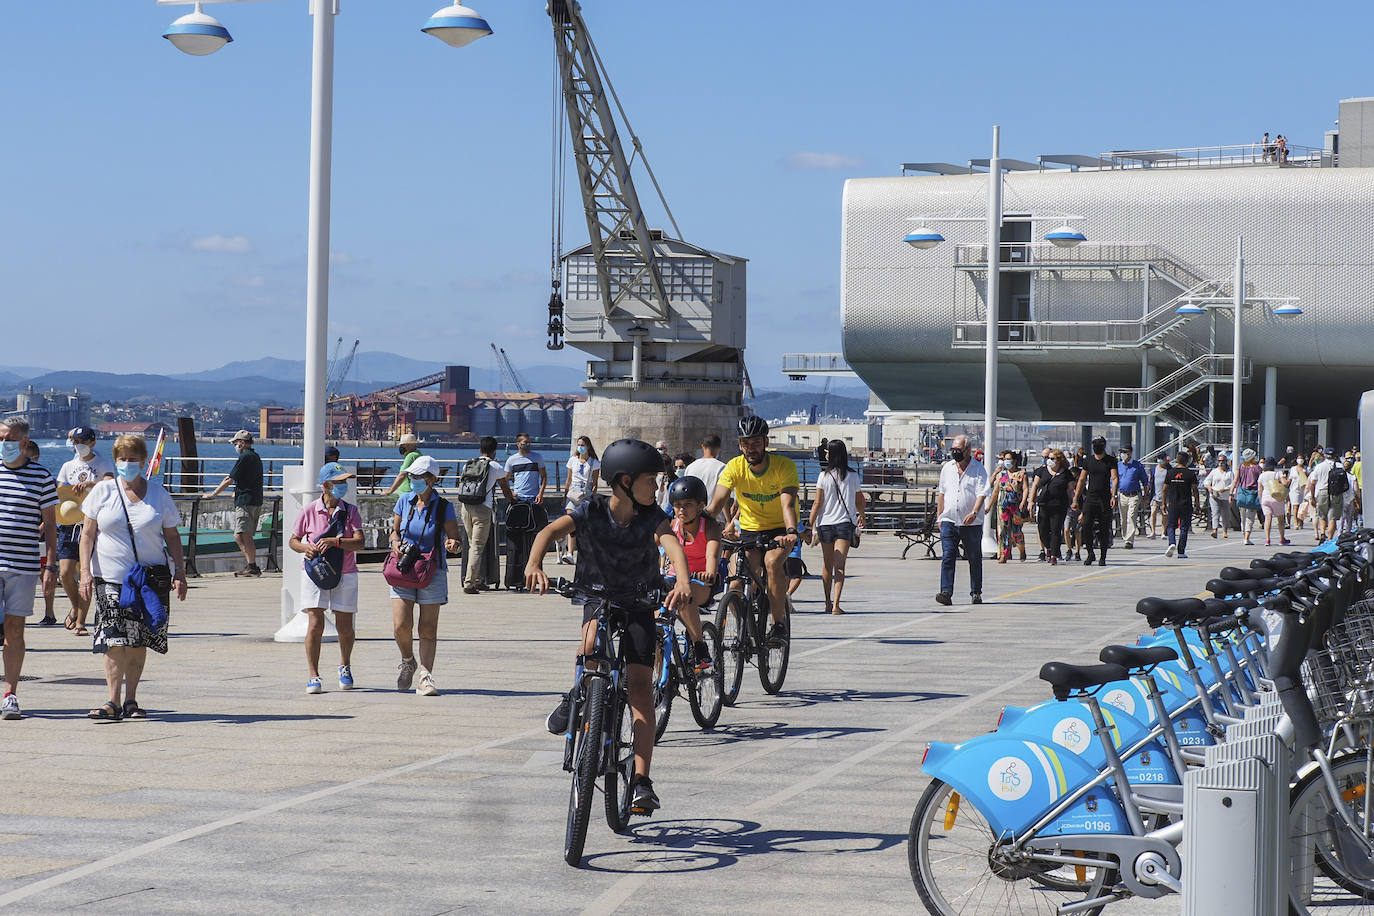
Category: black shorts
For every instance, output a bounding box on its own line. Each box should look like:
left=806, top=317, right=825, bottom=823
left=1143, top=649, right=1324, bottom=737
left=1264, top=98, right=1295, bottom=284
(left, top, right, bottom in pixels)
left=741, top=527, right=789, bottom=549
left=580, top=601, right=656, bottom=667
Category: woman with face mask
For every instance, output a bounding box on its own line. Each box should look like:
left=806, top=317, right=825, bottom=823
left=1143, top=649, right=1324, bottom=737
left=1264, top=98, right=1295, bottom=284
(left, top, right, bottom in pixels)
left=991, top=451, right=1027, bottom=563
left=1027, top=450, right=1072, bottom=565
left=560, top=437, right=600, bottom=565
left=78, top=434, right=188, bottom=721
left=290, top=463, right=364, bottom=694
left=54, top=427, right=113, bottom=635
left=1289, top=455, right=1309, bottom=530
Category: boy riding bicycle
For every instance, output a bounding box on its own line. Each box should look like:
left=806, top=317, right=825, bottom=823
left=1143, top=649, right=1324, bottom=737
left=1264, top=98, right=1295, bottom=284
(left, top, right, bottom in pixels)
left=527, top=438, right=692, bottom=816
left=664, top=476, right=724, bottom=670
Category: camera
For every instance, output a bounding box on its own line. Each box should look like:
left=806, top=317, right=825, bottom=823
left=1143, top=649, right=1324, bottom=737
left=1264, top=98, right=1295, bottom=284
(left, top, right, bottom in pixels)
left=397, top=541, right=423, bottom=574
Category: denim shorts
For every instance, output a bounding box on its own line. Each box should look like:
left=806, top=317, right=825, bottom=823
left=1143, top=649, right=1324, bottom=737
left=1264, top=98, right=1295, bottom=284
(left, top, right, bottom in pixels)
left=56, top=524, right=82, bottom=561
left=389, top=568, right=449, bottom=606
left=816, top=521, right=856, bottom=544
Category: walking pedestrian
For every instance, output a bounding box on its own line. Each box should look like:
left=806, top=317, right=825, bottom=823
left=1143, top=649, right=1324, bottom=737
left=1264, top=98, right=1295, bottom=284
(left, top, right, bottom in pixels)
left=685, top=434, right=729, bottom=523
left=1288, top=453, right=1309, bottom=530
left=934, top=435, right=989, bottom=606
left=384, top=433, right=424, bottom=497
left=1203, top=454, right=1234, bottom=538
left=1072, top=436, right=1118, bottom=567
left=1026, top=449, right=1072, bottom=565
left=457, top=437, right=512, bottom=595
left=560, top=436, right=600, bottom=564
left=205, top=430, right=264, bottom=577
left=1258, top=457, right=1291, bottom=546
left=1028, top=447, right=1052, bottom=561
left=991, top=451, right=1026, bottom=563
left=1341, top=452, right=1362, bottom=535
left=808, top=439, right=865, bottom=614
left=388, top=455, right=462, bottom=696
left=1306, top=447, right=1346, bottom=542
left=1115, top=444, right=1147, bottom=549
left=503, top=432, right=548, bottom=588
left=1162, top=449, right=1198, bottom=559
left=78, top=434, right=188, bottom=721
left=1149, top=456, right=1169, bottom=538
left=0, top=419, right=58, bottom=720
left=55, top=426, right=113, bottom=634
left=1232, top=449, right=1263, bottom=545
left=290, top=463, right=364, bottom=694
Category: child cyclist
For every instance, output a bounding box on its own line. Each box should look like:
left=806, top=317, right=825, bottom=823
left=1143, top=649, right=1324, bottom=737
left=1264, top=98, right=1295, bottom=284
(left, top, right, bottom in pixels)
left=665, top=476, right=723, bottom=670
left=527, top=438, right=692, bottom=817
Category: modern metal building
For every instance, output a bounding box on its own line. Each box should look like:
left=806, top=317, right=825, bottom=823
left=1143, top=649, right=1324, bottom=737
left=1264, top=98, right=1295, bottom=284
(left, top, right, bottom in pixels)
left=835, top=96, right=1374, bottom=456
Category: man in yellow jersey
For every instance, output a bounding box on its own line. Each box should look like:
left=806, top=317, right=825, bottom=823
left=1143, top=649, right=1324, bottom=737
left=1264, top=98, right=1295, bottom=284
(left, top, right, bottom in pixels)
left=707, top=416, right=799, bottom=646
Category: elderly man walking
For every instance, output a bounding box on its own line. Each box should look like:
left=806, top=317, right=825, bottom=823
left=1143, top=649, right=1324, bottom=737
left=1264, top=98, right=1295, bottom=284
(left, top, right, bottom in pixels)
left=934, top=435, right=990, bottom=607
left=1116, top=444, right=1147, bottom=549
left=207, top=430, right=265, bottom=577
left=0, top=419, right=58, bottom=720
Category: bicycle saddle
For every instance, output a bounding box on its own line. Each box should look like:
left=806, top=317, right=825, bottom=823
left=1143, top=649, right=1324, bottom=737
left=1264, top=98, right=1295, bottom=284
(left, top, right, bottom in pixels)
left=1136, top=596, right=1207, bottom=625
left=1039, top=661, right=1129, bottom=700
left=1219, top=566, right=1275, bottom=581
left=1099, top=644, right=1177, bottom=670
left=1207, top=576, right=1284, bottom=597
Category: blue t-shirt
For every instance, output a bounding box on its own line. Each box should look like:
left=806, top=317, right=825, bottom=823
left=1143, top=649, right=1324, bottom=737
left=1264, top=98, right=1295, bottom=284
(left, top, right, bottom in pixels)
left=393, top=492, right=451, bottom=567
left=504, top=450, right=545, bottom=501
left=789, top=521, right=807, bottom=559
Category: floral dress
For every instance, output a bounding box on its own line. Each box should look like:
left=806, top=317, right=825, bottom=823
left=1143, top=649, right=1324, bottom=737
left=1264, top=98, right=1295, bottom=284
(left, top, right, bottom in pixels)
left=995, top=468, right=1026, bottom=556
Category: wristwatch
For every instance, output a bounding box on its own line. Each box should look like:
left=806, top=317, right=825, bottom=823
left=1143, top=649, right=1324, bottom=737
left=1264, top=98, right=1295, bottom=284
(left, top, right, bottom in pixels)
left=785, top=527, right=799, bottom=535
left=43, top=564, right=57, bottom=573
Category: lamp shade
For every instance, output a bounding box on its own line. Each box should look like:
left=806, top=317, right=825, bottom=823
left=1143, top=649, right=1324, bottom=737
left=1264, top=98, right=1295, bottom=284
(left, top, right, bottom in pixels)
left=1044, top=224, right=1087, bottom=247
left=903, top=227, right=945, bottom=250
left=1175, top=303, right=1206, bottom=315
left=422, top=3, right=492, bottom=48
left=1273, top=303, right=1303, bottom=317
left=163, top=9, right=232, bottom=56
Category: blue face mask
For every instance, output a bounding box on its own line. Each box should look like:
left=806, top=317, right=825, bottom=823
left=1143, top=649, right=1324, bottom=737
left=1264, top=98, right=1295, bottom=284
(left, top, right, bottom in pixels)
left=116, top=460, right=142, bottom=482
left=332, top=482, right=349, bottom=499
left=577, top=445, right=588, bottom=455
left=410, top=477, right=429, bottom=494
left=0, top=442, right=20, bottom=464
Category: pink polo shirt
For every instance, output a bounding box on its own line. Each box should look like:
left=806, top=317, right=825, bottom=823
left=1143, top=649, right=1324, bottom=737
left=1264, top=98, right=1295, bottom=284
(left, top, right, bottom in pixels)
left=292, top=498, right=363, bottom=575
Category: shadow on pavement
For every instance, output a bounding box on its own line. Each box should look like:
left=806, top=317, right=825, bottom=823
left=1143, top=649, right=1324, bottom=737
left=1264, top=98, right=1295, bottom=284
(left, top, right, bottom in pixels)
left=139, top=712, right=355, bottom=724
left=579, top=818, right=904, bottom=873
left=751, top=687, right=963, bottom=708
left=659, top=721, right=884, bottom=748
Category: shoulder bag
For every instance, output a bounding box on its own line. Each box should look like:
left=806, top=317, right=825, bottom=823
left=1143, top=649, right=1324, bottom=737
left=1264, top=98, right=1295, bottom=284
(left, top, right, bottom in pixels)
left=304, top=505, right=349, bottom=590
left=114, top=482, right=173, bottom=630
left=829, top=469, right=861, bottom=548
left=383, top=495, right=445, bottom=589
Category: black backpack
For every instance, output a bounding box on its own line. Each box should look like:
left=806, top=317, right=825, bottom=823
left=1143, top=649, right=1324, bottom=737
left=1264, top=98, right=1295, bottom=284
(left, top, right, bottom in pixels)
left=1328, top=462, right=1350, bottom=496
left=455, top=457, right=493, bottom=505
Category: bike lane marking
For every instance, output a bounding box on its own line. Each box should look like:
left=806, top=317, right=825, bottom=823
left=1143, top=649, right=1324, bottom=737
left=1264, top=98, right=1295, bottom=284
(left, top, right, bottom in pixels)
left=0, top=726, right=548, bottom=909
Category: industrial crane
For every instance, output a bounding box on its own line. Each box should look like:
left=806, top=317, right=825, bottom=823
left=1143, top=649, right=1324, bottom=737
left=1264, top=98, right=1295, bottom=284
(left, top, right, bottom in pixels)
left=325, top=337, right=359, bottom=398
left=489, top=342, right=531, bottom=393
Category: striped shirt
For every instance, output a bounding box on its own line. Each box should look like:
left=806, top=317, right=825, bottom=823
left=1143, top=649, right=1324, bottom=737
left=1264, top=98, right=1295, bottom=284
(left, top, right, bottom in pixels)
left=0, top=460, right=57, bottom=573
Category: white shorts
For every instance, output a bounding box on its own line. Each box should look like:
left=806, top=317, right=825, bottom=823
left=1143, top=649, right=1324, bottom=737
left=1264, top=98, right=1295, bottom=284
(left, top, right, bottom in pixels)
left=298, top=569, right=359, bottom=614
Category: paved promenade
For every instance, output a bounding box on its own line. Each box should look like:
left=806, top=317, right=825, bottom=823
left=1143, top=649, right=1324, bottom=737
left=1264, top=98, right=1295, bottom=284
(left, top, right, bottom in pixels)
left=0, top=528, right=1306, bottom=914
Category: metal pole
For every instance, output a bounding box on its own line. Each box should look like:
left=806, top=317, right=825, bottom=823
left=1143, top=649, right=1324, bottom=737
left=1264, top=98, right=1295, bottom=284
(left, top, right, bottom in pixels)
left=1232, top=237, right=1243, bottom=463
left=302, top=0, right=336, bottom=481
left=982, top=126, right=1001, bottom=555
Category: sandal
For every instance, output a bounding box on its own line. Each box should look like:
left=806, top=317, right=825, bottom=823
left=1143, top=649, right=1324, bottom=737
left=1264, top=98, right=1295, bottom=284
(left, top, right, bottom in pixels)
left=64, top=610, right=79, bottom=631
left=75, top=626, right=90, bottom=637
left=121, top=700, right=147, bottom=719
left=88, top=701, right=121, bottom=721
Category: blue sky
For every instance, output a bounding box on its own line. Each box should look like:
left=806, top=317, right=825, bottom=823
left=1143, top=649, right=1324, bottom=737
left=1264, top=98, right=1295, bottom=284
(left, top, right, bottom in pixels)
left=2, top=0, right=1369, bottom=385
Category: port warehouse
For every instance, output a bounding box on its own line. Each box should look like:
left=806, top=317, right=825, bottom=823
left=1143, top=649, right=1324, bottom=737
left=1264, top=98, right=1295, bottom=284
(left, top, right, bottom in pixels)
left=258, top=365, right=581, bottom=441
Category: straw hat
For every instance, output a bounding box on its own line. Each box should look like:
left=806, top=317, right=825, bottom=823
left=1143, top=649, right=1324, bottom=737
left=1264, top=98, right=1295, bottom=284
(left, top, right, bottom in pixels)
left=56, top=500, right=84, bottom=526
left=399, top=433, right=419, bottom=446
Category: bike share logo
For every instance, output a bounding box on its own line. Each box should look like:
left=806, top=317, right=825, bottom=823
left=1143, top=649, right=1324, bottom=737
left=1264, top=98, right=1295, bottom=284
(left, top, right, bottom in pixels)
left=1052, top=717, right=1090, bottom=754
left=1103, top=688, right=1136, bottom=716
left=987, top=756, right=1032, bottom=801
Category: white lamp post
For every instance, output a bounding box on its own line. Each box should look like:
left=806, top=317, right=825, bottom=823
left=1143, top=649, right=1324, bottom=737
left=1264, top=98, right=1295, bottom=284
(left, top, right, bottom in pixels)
left=159, top=0, right=490, bottom=640
left=903, top=126, right=1085, bottom=555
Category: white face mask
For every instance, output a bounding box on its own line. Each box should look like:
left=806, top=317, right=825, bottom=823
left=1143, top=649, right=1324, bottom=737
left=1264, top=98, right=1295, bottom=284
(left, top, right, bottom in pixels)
left=75, top=443, right=93, bottom=459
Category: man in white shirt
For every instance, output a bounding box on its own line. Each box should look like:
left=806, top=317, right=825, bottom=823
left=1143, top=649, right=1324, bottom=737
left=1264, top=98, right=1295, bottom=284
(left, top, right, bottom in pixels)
left=53, top=426, right=114, bottom=631
left=935, top=434, right=990, bottom=606
left=1306, top=447, right=1345, bottom=541
left=685, top=434, right=730, bottom=523
left=1203, top=454, right=1235, bottom=538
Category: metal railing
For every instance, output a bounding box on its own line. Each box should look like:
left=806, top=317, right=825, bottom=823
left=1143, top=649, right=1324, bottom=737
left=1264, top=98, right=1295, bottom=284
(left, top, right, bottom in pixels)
left=1102, top=143, right=1333, bottom=170
left=953, top=242, right=1212, bottom=291
left=781, top=353, right=855, bottom=376
left=1103, top=354, right=1252, bottom=415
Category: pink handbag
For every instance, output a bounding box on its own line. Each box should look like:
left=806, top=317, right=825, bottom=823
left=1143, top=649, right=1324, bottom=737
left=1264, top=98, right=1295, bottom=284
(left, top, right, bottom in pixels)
left=382, top=497, right=445, bottom=589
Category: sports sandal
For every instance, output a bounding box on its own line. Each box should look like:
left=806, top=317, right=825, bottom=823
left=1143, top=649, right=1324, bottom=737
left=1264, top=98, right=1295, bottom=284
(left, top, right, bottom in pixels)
left=121, top=700, right=147, bottom=719
left=88, top=702, right=121, bottom=721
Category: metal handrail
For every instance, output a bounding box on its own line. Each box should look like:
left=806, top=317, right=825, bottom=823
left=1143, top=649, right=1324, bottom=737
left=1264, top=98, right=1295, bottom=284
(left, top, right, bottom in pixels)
left=952, top=242, right=1212, bottom=291
left=1103, top=354, right=1252, bottom=414
left=1102, top=142, right=1332, bottom=170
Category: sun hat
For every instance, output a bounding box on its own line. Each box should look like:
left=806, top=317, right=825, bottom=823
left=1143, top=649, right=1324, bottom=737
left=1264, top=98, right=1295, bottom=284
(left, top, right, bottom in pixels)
left=56, top=500, right=84, bottom=526
left=231, top=429, right=253, bottom=442
left=1241, top=448, right=1257, bottom=462
left=406, top=454, right=439, bottom=478
left=399, top=433, right=419, bottom=446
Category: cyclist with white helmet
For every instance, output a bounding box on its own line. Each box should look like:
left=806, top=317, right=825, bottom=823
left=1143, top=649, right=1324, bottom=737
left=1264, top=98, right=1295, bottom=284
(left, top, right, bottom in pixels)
left=707, top=415, right=800, bottom=647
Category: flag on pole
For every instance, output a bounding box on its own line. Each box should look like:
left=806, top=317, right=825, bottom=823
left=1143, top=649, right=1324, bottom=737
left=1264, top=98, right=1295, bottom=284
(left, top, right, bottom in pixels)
left=147, top=428, right=168, bottom=477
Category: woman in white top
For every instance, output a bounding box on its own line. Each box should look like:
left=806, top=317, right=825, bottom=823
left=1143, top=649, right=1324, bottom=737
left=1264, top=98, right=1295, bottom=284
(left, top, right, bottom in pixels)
left=807, top=440, right=866, bottom=615
left=78, top=435, right=188, bottom=721
left=1203, top=456, right=1234, bottom=539
left=55, top=427, right=114, bottom=634
left=560, top=436, right=600, bottom=564
left=1257, top=457, right=1291, bottom=547
left=1288, top=456, right=1309, bottom=530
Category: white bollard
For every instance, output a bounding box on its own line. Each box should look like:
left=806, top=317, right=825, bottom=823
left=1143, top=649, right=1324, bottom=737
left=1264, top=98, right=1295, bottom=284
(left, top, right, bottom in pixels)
left=275, top=464, right=336, bottom=644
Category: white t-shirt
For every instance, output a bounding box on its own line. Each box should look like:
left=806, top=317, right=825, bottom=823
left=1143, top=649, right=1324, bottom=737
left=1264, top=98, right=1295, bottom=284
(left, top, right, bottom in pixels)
left=58, top=453, right=115, bottom=490
left=566, top=456, right=600, bottom=500
left=81, top=478, right=181, bottom=582
left=685, top=456, right=727, bottom=496
left=1309, top=459, right=1336, bottom=495
left=815, top=468, right=860, bottom=527
left=1204, top=467, right=1235, bottom=496
left=1258, top=469, right=1287, bottom=502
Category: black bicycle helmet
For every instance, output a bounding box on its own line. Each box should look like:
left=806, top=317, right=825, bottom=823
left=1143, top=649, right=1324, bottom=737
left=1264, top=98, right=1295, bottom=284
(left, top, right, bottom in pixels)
left=599, top=438, right=662, bottom=494
left=738, top=415, right=769, bottom=439
left=667, top=475, right=708, bottom=505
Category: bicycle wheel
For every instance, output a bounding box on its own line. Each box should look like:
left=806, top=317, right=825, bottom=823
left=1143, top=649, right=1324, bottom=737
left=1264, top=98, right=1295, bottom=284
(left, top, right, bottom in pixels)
left=687, top=621, right=725, bottom=729
left=1290, top=748, right=1374, bottom=912
left=563, top=677, right=605, bottom=867
left=717, top=592, right=748, bottom=706
left=908, top=778, right=1114, bottom=915
left=604, top=679, right=635, bottom=834
left=758, top=596, right=791, bottom=695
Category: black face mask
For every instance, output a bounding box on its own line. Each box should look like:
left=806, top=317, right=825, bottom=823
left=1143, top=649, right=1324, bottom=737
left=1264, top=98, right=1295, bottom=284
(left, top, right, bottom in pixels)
left=950, top=449, right=966, bottom=463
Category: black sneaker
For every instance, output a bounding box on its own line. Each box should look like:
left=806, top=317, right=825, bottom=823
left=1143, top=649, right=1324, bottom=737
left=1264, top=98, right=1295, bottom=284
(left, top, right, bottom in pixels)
left=971, top=594, right=983, bottom=605
left=631, top=776, right=661, bottom=815
left=693, top=641, right=713, bottom=671
left=1098, top=556, right=1107, bottom=567
left=934, top=591, right=953, bottom=606
left=766, top=621, right=789, bottom=647
left=38, top=616, right=58, bottom=627
left=546, top=693, right=571, bottom=735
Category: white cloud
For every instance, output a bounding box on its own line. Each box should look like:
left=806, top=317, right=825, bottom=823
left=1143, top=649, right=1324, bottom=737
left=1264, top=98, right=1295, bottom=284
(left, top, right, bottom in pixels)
left=782, top=151, right=864, bottom=170
left=191, top=234, right=253, bottom=254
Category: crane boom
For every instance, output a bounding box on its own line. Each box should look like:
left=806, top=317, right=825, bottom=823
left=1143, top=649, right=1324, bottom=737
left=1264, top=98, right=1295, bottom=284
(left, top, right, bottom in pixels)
left=327, top=338, right=359, bottom=397
left=489, top=342, right=531, bottom=393
left=549, top=0, right=669, bottom=319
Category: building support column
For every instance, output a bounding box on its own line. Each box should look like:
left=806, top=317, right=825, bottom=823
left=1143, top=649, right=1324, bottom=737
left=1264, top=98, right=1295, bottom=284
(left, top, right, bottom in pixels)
left=1262, top=366, right=1278, bottom=459
left=1140, top=357, right=1157, bottom=456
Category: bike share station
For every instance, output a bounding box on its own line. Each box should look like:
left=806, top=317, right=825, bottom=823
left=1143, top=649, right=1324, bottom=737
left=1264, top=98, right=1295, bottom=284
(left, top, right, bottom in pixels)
left=908, top=390, right=1374, bottom=915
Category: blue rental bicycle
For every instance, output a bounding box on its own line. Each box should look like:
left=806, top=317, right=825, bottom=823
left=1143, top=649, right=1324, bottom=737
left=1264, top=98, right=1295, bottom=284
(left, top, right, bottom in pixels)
left=652, top=578, right=725, bottom=737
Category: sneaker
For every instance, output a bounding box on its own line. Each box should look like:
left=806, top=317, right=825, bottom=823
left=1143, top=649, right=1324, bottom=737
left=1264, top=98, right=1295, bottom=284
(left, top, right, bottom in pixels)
left=305, top=677, right=323, bottom=695
left=1084, top=555, right=1095, bottom=566
left=38, top=616, right=57, bottom=627
left=396, top=656, right=418, bottom=692
left=558, top=553, right=575, bottom=565
left=248, top=564, right=262, bottom=577
left=0, top=694, right=19, bottom=720
left=234, top=565, right=255, bottom=578
left=463, top=586, right=480, bottom=595
left=631, top=776, right=661, bottom=815
left=1165, top=543, right=1177, bottom=558
left=1123, top=542, right=1133, bottom=550
left=416, top=669, right=438, bottom=697
left=934, top=591, right=953, bottom=606
left=766, top=621, right=789, bottom=647
left=971, top=594, right=983, bottom=605
left=1098, top=557, right=1107, bottom=567
left=1177, top=552, right=1189, bottom=559
left=546, top=693, right=571, bottom=735
left=338, top=665, right=354, bottom=690
left=693, top=641, right=713, bottom=672
left=1048, top=556, right=1058, bottom=566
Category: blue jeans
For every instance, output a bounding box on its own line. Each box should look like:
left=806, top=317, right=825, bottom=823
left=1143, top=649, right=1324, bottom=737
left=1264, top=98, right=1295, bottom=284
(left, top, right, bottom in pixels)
left=939, top=522, right=983, bottom=597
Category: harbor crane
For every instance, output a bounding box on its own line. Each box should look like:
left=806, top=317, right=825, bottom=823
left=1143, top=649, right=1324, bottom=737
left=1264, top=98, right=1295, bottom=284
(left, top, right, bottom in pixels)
left=325, top=337, right=359, bottom=399
left=489, top=342, right=531, bottom=393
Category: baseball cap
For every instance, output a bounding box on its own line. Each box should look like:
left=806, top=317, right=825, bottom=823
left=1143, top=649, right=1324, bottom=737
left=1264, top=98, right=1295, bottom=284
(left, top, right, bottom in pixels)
left=318, top=462, right=354, bottom=486
left=406, top=454, right=439, bottom=478
left=67, top=426, right=96, bottom=442
left=324, top=446, right=340, bottom=461
left=231, top=429, right=253, bottom=442
left=1325, top=446, right=1337, bottom=457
